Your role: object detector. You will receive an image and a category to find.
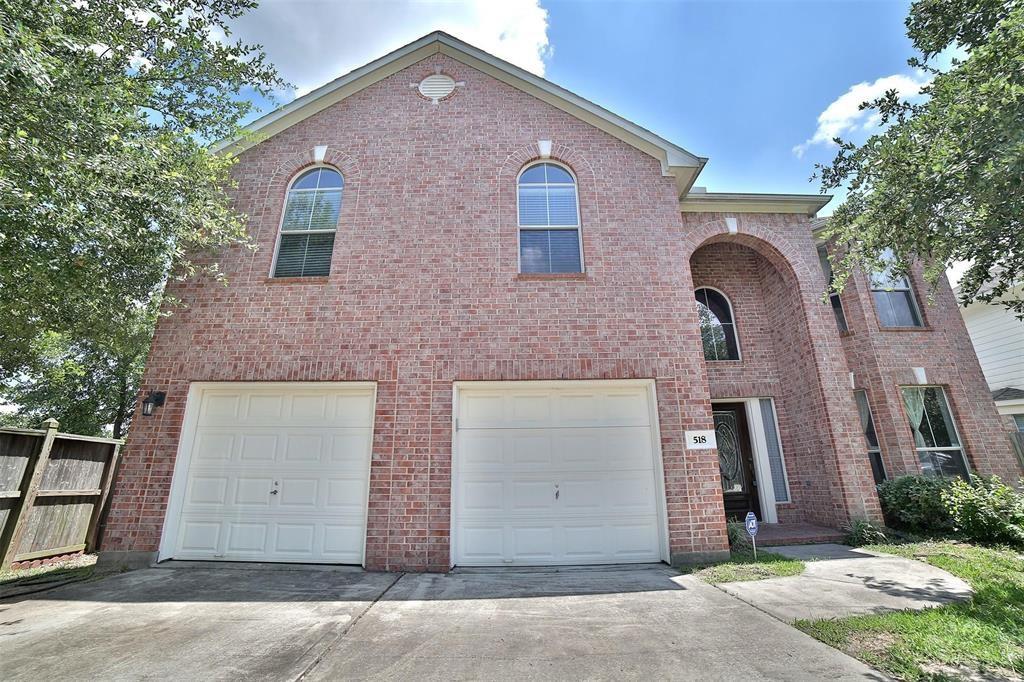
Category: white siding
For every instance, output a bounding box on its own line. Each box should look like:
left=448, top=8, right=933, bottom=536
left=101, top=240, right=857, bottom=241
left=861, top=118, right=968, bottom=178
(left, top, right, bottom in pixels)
left=962, top=300, right=1024, bottom=391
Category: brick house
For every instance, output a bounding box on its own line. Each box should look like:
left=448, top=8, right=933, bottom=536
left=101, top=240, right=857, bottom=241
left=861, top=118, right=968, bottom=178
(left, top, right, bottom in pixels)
left=100, top=32, right=1020, bottom=571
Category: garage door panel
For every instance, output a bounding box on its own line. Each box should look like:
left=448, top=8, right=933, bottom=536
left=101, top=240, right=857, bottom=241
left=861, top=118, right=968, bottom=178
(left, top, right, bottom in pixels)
left=239, top=434, right=278, bottom=462
left=325, top=478, right=367, bottom=511
left=185, top=476, right=229, bottom=505
left=274, top=524, right=315, bottom=554
left=179, top=522, right=221, bottom=553
left=563, top=524, right=605, bottom=559
left=226, top=522, right=268, bottom=553
left=278, top=478, right=319, bottom=507
left=454, top=382, right=665, bottom=566
left=461, top=479, right=504, bottom=512
left=170, top=385, right=375, bottom=564
left=459, top=525, right=505, bottom=562
left=284, top=433, right=326, bottom=462
left=193, top=432, right=235, bottom=461
left=234, top=477, right=274, bottom=506
left=511, top=526, right=556, bottom=560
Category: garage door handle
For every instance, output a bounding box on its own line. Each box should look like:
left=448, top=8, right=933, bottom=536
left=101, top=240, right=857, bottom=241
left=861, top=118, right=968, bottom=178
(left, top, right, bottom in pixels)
left=270, top=489, right=278, bottom=495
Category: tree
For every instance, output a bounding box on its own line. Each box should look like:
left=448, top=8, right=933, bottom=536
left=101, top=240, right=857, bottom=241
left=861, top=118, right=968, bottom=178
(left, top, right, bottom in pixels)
left=0, top=0, right=285, bottom=379
left=818, top=0, right=1024, bottom=314
left=0, top=306, right=157, bottom=438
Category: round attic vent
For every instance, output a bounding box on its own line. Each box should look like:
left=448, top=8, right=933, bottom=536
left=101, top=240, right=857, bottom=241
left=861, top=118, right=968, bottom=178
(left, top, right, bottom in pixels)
left=418, top=74, right=456, bottom=101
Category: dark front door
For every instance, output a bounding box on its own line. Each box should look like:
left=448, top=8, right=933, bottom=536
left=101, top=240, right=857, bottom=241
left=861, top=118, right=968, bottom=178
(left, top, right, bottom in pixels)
left=713, top=403, right=762, bottom=521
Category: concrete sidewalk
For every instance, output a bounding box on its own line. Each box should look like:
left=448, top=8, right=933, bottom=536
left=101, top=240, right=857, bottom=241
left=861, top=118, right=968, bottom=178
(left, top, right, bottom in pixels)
left=717, top=543, right=973, bottom=622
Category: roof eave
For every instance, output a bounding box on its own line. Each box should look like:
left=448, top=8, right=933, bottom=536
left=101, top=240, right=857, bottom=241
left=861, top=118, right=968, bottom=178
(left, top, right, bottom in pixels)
left=680, top=192, right=832, bottom=216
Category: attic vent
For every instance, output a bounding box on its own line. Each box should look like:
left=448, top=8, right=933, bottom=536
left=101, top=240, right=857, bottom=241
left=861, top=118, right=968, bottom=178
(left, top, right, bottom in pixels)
left=418, top=74, right=456, bottom=101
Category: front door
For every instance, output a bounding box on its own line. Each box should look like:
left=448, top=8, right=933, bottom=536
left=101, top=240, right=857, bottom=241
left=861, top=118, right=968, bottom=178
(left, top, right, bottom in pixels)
left=713, top=403, right=761, bottom=521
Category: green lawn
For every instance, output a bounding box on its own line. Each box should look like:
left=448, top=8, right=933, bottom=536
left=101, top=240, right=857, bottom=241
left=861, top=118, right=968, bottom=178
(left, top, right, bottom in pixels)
left=796, top=541, right=1024, bottom=680
left=687, top=546, right=805, bottom=584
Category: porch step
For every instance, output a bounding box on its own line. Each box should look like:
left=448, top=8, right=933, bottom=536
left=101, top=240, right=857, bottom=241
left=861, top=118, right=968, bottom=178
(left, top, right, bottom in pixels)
left=754, top=522, right=846, bottom=547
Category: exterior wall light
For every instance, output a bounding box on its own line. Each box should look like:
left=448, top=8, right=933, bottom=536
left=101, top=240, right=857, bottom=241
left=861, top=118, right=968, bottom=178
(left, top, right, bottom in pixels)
left=141, top=391, right=166, bottom=416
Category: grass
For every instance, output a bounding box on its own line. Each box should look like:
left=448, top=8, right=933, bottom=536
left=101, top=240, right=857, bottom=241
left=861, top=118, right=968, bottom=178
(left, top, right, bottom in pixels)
left=796, top=541, right=1024, bottom=680
left=687, top=546, right=805, bottom=584
left=0, top=553, right=98, bottom=592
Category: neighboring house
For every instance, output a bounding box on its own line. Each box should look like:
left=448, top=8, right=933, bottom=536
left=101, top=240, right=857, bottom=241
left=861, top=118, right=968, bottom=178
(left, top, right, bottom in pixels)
left=958, top=279, right=1024, bottom=460
left=100, top=32, right=1020, bottom=572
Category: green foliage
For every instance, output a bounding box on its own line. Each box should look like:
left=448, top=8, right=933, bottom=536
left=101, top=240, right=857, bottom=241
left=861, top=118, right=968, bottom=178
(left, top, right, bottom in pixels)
left=0, top=0, right=285, bottom=378
left=798, top=541, right=1024, bottom=680
left=818, top=0, right=1024, bottom=316
left=726, top=521, right=751, bottom=549
left=877, top=475, right=955, bottom=534
left=843, top=519, right=890, bottom=547
left=942, top=475, right=1024, bottom=546
left=0, top=305, right=156, bottom=437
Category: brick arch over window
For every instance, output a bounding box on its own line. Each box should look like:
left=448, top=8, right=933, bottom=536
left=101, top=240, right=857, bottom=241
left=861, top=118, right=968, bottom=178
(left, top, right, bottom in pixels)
left=245, top=147, right=362, bottom=280
left=683, top=216, right=882, bottom=526
left=496, top=142, right=599, bottom=271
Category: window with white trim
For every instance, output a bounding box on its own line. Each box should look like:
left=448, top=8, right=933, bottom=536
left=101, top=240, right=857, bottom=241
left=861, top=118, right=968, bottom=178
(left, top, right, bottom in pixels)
left=900, top=386, right=970, bottom=478
left=854, top=390, right=886, bottom=484
left=272, top=167, right=343, bottom=278
left=517, top=162, right=582, bottom=273
left=870, top=249, right=923, bottom=327
left=696, top=287, right=740, bottom=361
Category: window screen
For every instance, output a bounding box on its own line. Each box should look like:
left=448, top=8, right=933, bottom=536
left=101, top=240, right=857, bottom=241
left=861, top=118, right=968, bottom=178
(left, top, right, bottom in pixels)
left=901, top=386, right=970, bottom=478
left=518, top=163, right=582, bottom=273
left=273, top=167, right=343, bottom=278
left=871, top=250, right=923, bottom=327
left=696, top=288, right=740, bottom=361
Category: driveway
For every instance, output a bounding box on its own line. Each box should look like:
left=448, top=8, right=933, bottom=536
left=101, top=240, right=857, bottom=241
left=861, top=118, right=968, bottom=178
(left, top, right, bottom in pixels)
left=0, top=563, right=881, bottom=680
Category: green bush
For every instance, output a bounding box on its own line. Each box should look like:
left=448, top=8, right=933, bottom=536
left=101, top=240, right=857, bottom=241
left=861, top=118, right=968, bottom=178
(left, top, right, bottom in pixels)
left=942, top=476, right=1024, bottom=547
left=843, top=519, right=889, bottom=547
left=727, top=521, right=751, bottom=549
left=877, top=475, right=954, bottom=533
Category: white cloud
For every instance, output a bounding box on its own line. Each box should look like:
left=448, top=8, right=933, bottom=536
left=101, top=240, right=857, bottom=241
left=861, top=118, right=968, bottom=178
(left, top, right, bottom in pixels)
left=793, top=72, right=930, bottom=158
left=228, top=0, right=551, bottom=98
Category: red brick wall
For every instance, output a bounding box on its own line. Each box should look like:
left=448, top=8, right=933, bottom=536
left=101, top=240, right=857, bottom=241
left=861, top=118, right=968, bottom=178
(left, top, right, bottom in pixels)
left=837, top=265, right=1022, bottom=482
left=102, top=52, right=1005, bottom=571
left=103, top=53, right=733, bottom=570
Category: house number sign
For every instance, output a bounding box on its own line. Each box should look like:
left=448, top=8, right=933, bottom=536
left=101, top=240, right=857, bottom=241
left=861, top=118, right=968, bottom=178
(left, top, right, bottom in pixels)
left=685, top=430, right=717, bottom=450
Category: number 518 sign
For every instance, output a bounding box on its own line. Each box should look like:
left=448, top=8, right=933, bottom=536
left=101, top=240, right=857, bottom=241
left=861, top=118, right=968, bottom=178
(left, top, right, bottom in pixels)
left=685, top=430, right=717, bottom=450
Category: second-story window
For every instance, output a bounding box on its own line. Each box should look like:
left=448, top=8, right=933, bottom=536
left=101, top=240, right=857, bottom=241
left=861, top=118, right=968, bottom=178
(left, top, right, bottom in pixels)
left=696, top=287, right=740, bottom=361
left=272, top=167, right=343, bottom=278
left=517, top=162, right=582, bottom=273
left=817, top=245, right=848, bottom=332
left=870, top=249, right=923, bottom=327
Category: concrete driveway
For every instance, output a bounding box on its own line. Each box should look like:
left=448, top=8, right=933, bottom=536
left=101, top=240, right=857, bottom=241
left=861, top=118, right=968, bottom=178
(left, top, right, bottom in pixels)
left=0, top=563, right=881, bottom=681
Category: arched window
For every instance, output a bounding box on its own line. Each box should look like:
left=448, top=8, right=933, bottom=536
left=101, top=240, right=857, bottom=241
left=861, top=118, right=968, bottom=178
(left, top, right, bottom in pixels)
left=272, top=167, right=343, bottom=278
left=517, top=162, right=582, bottom=273
left=696, top=287, right=740, bottom=361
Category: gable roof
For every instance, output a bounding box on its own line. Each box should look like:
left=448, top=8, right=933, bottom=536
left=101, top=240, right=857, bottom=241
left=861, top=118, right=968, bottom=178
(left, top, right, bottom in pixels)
left=215, top=31, right=707, bottom=197
left=993, top=387, right=1024, bottom=403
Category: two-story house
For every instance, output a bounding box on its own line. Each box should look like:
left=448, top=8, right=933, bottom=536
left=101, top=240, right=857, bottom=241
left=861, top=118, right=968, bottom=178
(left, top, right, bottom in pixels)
left=99, top=33, right=1020, bottom=572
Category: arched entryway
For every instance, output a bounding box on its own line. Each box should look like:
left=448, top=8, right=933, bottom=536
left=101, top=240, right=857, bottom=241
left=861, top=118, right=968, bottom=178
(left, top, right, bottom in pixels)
left=683, top=217, right=881, bottom=531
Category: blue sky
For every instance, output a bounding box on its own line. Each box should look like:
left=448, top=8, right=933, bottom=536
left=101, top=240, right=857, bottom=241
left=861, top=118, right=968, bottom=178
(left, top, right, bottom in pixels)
left=232, top=0, right=927, bottom=208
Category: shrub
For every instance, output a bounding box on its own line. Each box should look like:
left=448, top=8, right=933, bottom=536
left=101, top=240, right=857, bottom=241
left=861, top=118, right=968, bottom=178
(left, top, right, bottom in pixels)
left=877, top=475, right=954, bottom=534
left=942, top=476, right=1024, bottom=547
left=727, top=521, right=751, bottom=549
left=844, top=519, right=889, bottom=547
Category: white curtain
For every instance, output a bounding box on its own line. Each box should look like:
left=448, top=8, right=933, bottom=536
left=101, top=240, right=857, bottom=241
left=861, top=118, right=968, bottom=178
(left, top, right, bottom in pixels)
left=902, top=388, right=927, bottom=447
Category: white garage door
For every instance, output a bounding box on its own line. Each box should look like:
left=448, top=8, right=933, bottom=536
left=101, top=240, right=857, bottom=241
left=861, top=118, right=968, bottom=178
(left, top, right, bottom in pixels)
left=164, top=383, right=375, bottom=564
left=453, top=381, right=666, bottom=566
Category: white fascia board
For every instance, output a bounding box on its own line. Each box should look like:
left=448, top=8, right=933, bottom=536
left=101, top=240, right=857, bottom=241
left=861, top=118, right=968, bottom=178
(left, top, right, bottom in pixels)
left=680, top=192, right=832, bottom=216
left=213, top=31, right=706, bottom=190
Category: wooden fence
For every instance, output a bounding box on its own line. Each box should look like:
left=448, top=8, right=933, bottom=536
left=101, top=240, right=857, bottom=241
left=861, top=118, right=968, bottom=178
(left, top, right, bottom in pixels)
left=0, top=419, right=122, bottom=570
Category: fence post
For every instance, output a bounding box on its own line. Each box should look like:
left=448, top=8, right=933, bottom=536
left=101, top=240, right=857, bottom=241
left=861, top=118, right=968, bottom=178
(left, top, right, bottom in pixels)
left=85, top=441, right=122, bottom=552
left=1, top=418, right=59, bottom=570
